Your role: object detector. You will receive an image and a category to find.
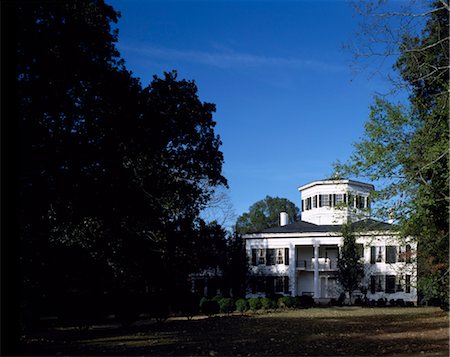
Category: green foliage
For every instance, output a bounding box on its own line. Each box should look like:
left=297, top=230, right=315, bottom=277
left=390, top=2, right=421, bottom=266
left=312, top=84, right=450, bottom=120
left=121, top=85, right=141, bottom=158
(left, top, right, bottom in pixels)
left=235, top=196, right=299, bottom=234
left=278, top=296, right=296, bottom=309
left=260, top=297, right=276, bottom=310
left=218, top=298, right=235, bottom=314
left=235, top=298, right=250, bottom=313
left=339, top=1, right=449, bottom=309
left=248, top=297, right=262, bottom=311
left=16, top=0, right=228, bottom=329
left=337, top=224, right=364, bottom=304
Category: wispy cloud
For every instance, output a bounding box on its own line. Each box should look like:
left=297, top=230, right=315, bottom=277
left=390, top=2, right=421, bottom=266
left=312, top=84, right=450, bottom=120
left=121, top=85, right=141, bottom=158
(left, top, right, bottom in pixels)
left=118, top=42, right=347, bottom=73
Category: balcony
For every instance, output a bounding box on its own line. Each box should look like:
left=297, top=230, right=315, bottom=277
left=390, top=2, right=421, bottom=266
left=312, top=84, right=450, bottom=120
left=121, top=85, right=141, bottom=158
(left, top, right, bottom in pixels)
left=296, top=258, right=337, bottom=271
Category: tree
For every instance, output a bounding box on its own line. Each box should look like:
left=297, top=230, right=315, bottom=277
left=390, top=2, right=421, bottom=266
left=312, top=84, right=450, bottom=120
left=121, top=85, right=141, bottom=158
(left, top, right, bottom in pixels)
left=235, top=196, right=299, bottom=234
left=16, top=0, right=227, bottom=329
left=338, top=1, right=449, bottom=309
left=337, top=224, right=364, bottom=305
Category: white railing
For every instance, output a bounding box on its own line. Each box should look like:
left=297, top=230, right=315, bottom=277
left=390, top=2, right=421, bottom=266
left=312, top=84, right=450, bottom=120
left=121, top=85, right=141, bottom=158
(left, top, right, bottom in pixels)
left=296, top=258, right=337, bottom=270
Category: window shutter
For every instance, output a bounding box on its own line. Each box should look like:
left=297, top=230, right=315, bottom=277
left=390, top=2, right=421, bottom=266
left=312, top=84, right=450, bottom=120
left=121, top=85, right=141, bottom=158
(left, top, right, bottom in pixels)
left=406, top=245, right=411, bottom=263
left=370, top=246, right=376, bottom=264
left=329, top=194, right=332, bottom=207
left=283, top=276, right=289, bottom=294
left=332, top=194, right=336, bottom=206
left=252, top=249, right=257, bottom=266
left=343, top=193, right=347, bottom=204
left=301, top=200, right=305, bottom=212
left=370, top=276, right=376, bottom=294
left=266, top=249, right=270, bottom=266
left=319, top=195, right=322, bottom=207
left=285, top=248, right=289, bottom=265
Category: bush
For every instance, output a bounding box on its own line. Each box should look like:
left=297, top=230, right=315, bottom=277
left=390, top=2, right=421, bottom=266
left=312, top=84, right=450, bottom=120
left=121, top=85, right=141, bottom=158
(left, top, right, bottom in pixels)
left=148, top=293, right=170, bottom=323
left=278, top=296, right=296, bottom=309
left=199, top=297, right=209, bottom=309
left=296, top=295, right=314, bottom=308
left=405, top=301, right=415, bottom=307
left=329, top=298, right=338, bottom=306
left=235, top=298, right=249, bottom=313
left=354, top=297, right=364, bottom=306
left=377, top=298, right=387, bottom=307
left=248, top=297, right=262, bottom=311
left=212, top=295, right=223, bottom=303
left=218, top=298, right=235, bottom=314
left=261, top=297, right=276, bottom=310
left=395, top=299, right=405, bottom=307
left=368, top=299, right=376, bottom=307
left=201, top=300, right=220, bottom=316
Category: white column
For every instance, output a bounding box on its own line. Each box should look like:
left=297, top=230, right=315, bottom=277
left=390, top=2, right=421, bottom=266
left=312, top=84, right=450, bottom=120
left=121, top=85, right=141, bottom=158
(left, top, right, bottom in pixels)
left=314, top=243, right=320, bottom=298
left=291, top=244, right=296, bottom=295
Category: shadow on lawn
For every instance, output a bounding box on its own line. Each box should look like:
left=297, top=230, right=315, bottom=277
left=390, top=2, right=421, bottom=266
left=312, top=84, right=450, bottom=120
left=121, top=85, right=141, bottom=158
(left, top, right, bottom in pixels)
left=19, top=308, right=449, bottom=356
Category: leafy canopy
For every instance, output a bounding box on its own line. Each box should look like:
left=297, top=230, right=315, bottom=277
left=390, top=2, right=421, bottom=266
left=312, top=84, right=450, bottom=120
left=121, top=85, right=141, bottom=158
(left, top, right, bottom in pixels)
left=235, top=196, right=299, bottom=234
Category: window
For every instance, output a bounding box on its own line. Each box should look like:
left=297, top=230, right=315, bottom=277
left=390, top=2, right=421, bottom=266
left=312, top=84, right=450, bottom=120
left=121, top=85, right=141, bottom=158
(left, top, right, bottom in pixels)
left=356, top=195, right=366, bottom=209
left=334, top=194, right=344, bottom=206
left=306, top=197, right=312, bottom=210
left=275, top=277, right=284, bottom=293
left=319, top=194, right=330, bottom=207
left=370, top=275, right=385, bottom=293
left=266, top=249, right=275, bottom=266
left=385, top=275, right=396, bottom=293
left=386, top=246, right=397, bottom=263
left=398, top=245, right=412, bottom=263
left=313, top=195, right=317, bottom=208
left=258, top=249, right=265, bottom=265
left=356, top=244, right=364, bottom=259
left=276, top=248, right=284, bottom=264
left=348, top=193, right=354, bottom=208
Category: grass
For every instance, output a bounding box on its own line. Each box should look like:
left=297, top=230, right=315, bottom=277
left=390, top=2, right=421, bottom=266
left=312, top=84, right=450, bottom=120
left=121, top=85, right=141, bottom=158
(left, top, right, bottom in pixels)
left=20, top=307, right=448, bottom=356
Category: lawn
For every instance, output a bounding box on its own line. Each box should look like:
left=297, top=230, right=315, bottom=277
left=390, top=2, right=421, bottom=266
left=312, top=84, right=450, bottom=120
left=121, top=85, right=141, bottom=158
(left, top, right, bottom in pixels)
left=20, top=307, right=448, bottom=356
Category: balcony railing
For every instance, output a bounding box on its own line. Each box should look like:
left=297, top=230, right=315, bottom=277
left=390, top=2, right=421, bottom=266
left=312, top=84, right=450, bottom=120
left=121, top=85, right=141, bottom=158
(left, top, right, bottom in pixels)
left=296, top=258, right=337, bottom=271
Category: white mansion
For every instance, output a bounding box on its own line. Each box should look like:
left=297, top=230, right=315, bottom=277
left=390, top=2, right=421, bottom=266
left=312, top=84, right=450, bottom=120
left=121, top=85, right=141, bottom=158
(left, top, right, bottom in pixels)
left=243, top=179, right=417, bottom=304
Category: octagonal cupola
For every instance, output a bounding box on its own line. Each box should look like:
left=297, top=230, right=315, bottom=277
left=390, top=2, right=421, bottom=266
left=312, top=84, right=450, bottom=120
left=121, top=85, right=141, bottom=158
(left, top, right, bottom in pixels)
left=298, top=179, right=374, bottom=225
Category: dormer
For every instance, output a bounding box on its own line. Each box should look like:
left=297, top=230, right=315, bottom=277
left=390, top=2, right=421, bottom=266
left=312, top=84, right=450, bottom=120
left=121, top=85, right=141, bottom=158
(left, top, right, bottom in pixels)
left=298, top=179, right=374, bottom=225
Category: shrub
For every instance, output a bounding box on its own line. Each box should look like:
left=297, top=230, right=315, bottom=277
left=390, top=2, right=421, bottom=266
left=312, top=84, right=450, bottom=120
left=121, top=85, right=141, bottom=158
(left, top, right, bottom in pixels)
left=218, top=298, right=235, bottom=314
left=201, top=299, right=220, bottom=316
left=354, top=297, right=364, bottom=306
left=389, top=299, right=396, bottom=307
left=199, top=297, right=209, bottom=309
left=329, top=298, right=338, bottom=306
left=368, top=299, right=376, bottom=307
left=395, top=299, right=405, bottom=307
left=212, top=295, right=223, bottom=302
left=248, top=297, right=262, bottom=311
left=296, top=295, right=314, bottom=308
left=235, top=298, right=249, bottom=313
left=377, top=298, right=387, bottom=307
left=261, top=297, right=276, bottom=310
left=278, top=296, right=296, bottom=309
left=405, top=301, right=415, bottom=307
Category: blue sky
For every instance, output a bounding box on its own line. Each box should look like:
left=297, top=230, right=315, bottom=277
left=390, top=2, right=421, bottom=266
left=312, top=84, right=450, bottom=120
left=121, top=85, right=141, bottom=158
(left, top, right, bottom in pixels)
left=108, top=0, right=404, bottom=223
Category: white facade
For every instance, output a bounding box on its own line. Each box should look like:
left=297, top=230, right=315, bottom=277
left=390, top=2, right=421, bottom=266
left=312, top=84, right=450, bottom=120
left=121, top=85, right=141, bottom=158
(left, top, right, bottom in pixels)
left=243, top=179, right=417, bottom=304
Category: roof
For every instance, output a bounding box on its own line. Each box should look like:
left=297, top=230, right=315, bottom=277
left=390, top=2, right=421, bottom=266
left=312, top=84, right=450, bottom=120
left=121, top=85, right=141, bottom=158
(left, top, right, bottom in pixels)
left=298, top=179, right=375, bottom=192
left=247, top=219, right=395, bottom=235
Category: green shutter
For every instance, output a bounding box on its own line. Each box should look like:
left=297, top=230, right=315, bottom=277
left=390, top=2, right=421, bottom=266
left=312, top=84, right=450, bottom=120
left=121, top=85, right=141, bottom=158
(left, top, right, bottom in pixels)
left=284, top=248, right=289, bottom=265
left=252, top=249, right=257, bottom=266
left=283, top=276, right=289, bottom=294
